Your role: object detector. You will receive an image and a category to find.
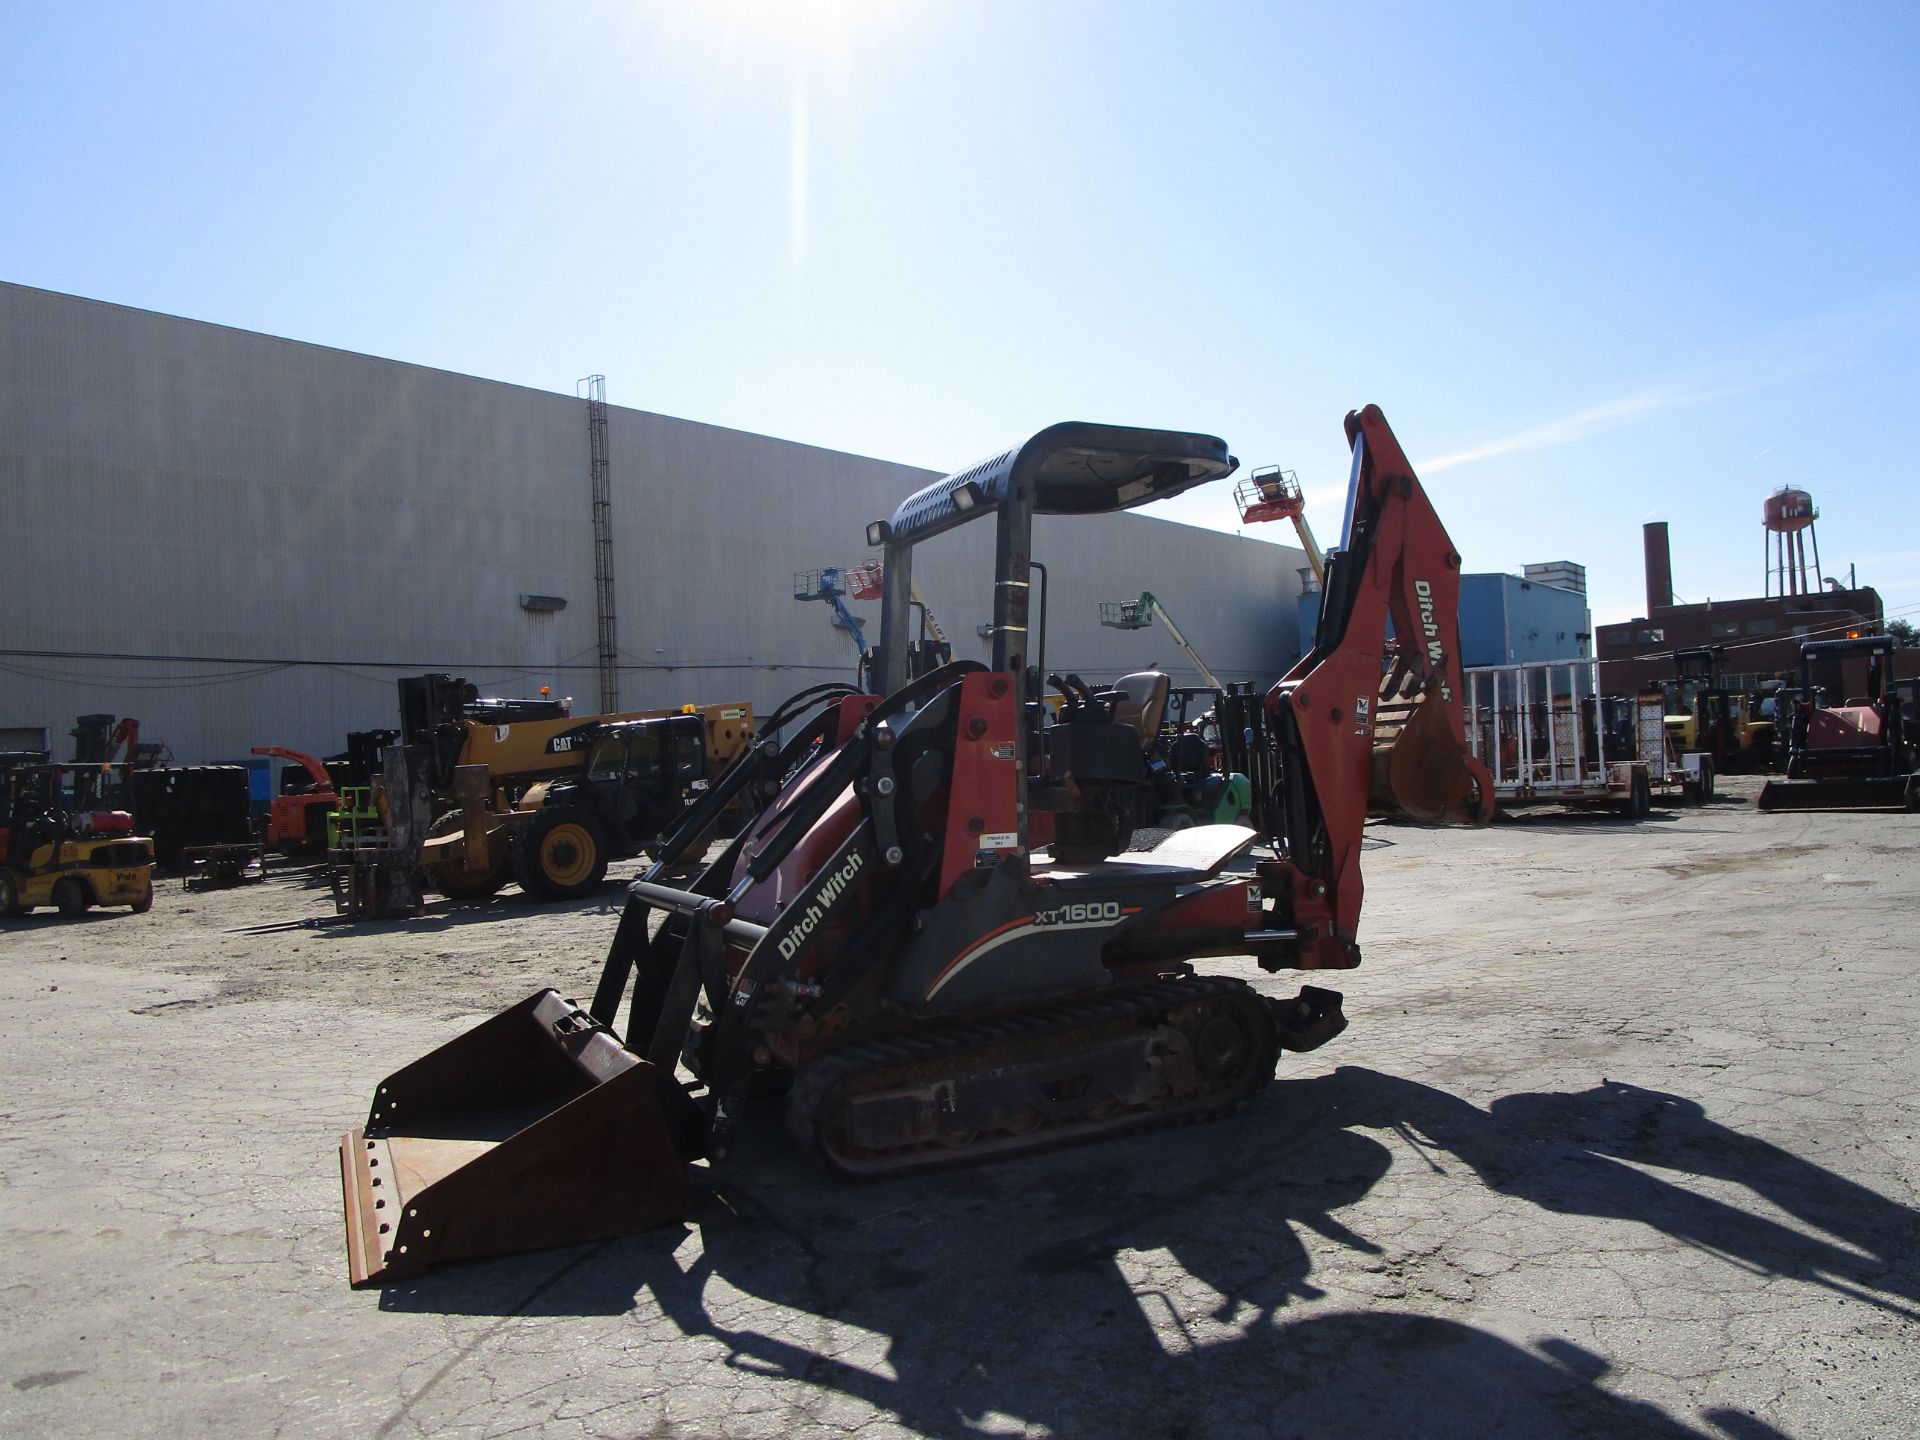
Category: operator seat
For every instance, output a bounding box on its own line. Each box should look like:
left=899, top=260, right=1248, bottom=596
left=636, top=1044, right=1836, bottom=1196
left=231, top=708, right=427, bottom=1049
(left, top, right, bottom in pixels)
left=1111, top=671, right=1171, bottom=745
left=1169, top=732, right=1211, bottom=776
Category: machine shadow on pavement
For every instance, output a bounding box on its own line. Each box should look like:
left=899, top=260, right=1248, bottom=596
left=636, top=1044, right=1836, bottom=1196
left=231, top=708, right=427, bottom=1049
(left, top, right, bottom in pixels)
left=1323, top=1067, right=1920, bottom=1318
left=0, top=910, right=142, bottom=929
left=229, top=884, right=632, bottom=938
left=367, top=1064, right=1901, bottom=1438
left=1492, top=809, right=1684, bottom=829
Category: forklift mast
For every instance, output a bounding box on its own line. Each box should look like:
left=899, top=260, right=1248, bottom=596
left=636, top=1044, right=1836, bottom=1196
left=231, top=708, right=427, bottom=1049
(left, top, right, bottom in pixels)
left=1673, top=646, right=1726, bottom=686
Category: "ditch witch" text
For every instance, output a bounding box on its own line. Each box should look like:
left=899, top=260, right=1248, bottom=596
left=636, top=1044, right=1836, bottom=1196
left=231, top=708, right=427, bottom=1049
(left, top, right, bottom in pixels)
left=776, top=849, right=866, bottom=960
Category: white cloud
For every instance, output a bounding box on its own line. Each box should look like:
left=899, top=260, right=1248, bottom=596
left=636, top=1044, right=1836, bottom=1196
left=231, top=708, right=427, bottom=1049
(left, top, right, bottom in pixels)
left=1419, top=383, right=1723, bottom=474
left=1416, top=287, right=1920, bottom=478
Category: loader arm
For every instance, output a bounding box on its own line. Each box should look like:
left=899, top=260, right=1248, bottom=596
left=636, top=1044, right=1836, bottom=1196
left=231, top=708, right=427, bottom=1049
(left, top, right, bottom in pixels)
left=1262, top=406, right=1491, bottom=965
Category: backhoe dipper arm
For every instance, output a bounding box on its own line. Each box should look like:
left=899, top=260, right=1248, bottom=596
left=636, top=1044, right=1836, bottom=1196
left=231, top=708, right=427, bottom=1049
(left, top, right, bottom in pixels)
left=1262, top=405, right=1491, bottom=968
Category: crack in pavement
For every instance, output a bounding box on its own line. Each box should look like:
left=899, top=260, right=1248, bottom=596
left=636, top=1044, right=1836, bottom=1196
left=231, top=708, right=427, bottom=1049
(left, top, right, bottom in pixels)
left=373, top=1243, right=614, bottom=1439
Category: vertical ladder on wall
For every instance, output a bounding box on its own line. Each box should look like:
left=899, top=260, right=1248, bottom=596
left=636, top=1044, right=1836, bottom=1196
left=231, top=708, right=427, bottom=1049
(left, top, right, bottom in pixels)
left=580, top=374, right=619, bottom=713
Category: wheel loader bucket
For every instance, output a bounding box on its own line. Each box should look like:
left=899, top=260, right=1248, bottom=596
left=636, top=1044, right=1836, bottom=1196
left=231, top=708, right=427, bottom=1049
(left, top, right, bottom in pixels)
left=338, top=989, right=690, bottom=1288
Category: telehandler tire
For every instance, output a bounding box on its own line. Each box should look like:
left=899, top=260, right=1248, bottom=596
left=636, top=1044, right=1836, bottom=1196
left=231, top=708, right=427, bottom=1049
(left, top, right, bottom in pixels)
left=422, top=811, right=510, bottom=900
left=511, top=806, right=609, bottom=901
left=55, top=878, right=91, bottom=919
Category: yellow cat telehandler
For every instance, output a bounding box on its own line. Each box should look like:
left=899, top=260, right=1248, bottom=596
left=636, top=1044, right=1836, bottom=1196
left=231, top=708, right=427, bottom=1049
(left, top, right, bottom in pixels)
left=392, top=675, right=754, bottom=901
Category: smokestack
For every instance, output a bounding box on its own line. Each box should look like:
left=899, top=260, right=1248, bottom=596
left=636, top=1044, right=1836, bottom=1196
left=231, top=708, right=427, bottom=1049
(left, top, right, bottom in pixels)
left=1643, top=521, right=1673, bottom=613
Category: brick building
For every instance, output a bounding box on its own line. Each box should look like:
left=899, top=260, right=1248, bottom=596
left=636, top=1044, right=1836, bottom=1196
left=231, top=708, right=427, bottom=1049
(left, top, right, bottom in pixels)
left=1596, top=521, right=1909, bottom=695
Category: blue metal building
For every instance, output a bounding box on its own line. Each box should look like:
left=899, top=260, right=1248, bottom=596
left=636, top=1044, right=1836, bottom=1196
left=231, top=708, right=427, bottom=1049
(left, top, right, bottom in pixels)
left=1297, top=564, right=1591, bottom=667
left=1457, top=572, right=1592, bottom=666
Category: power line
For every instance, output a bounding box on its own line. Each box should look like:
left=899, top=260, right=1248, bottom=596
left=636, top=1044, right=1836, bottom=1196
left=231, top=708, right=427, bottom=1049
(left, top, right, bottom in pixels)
left=0, top=647, right=856, bottom=676
left=1607, top=600, right=1920, bottom=667
left=0, top=659, right=296, bottom=691
left=10, top=599, right=1912, bottom=690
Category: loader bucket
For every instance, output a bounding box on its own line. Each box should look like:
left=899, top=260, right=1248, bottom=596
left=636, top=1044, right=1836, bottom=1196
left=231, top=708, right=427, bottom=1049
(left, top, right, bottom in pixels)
left=339, top=989, right=690, bottom=1288
left=1756, top=775, right=1918, bottom=813
left=1382, top=686, right=1496, bottom=823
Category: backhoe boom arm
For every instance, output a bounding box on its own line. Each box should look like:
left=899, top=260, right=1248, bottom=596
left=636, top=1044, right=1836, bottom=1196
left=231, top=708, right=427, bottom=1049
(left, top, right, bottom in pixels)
left=1261, top=406, right=1491, bottom=966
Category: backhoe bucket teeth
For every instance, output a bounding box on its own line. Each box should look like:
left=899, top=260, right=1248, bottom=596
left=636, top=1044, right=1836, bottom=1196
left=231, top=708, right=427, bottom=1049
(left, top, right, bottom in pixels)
left=1380, top=686, right=1496, bottom=822
left=338, top=989, right=690, bottom=1288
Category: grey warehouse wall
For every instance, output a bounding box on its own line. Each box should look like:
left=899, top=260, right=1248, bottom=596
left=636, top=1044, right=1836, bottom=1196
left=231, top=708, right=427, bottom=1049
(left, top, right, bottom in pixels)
left=1, top=282, right=1305, bottom=765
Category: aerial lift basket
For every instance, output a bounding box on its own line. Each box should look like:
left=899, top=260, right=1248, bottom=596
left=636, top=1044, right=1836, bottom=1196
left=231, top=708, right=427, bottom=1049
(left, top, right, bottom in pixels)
left=338, top=990, right=688, bottom=1287
left=792, top=569, right=846, bottom=601
left=1234, top=466, right=1305, bottom=525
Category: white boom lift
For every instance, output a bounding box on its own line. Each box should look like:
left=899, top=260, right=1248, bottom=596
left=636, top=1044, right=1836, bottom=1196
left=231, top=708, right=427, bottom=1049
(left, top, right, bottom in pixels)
left=1098, top=591, right=1225, bottom=691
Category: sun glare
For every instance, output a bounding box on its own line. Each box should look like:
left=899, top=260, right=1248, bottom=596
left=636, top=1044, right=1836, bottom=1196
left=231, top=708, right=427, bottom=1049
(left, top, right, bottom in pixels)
left=661, top=0, right=898, bottom=272
left=704, top=0, right=894, bottom=63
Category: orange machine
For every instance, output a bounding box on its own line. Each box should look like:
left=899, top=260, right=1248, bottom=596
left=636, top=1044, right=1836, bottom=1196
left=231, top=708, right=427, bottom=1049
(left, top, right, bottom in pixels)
left=252, top=746, right=339, bottom=855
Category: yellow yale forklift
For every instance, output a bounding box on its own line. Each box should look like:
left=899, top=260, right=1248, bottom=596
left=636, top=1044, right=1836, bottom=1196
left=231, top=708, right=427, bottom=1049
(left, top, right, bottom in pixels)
left=0, top=762, right=156, bottom=918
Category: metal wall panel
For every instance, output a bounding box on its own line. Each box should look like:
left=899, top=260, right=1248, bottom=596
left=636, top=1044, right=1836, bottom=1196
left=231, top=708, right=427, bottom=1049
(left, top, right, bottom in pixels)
left=1457, top=575, right=1513, bottom=668
left=1, top=282, right=1304, bottom=761
left=1460, top=575, right=1595, bottom=667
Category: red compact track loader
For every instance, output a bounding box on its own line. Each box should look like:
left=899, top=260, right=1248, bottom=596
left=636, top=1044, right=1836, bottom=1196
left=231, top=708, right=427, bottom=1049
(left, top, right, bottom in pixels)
left=1757, top=635, right=1918, bottom=812
left=338, top=407, right=1494, bottom=1287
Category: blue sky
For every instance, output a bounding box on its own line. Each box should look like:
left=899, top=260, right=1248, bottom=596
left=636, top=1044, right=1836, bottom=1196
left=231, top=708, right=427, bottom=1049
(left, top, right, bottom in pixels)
left=5, top=1, right=1916, bottom=625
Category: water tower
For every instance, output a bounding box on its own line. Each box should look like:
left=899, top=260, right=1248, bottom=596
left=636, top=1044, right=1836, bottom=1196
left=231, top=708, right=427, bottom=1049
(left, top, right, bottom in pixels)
left=1763, top=486, right=1823, bottom=597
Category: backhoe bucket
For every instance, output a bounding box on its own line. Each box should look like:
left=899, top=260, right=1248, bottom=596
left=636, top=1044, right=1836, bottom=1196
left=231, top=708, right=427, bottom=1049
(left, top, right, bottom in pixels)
left=1757, top=775, right=1918, bottom=813
left=339, top=989, right=690, bottom=1288
left=1379, top=686, right=1496, bottom=822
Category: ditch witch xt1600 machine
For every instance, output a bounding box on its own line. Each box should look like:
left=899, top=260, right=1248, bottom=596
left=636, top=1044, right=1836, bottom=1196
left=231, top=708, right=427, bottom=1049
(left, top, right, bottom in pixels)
left=338, top=406, right=1494, bottom=1287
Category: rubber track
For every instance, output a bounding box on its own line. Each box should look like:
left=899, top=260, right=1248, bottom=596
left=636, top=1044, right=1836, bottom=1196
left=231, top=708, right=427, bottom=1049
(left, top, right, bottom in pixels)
left=786, top=975, right=1280, bottom=1178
